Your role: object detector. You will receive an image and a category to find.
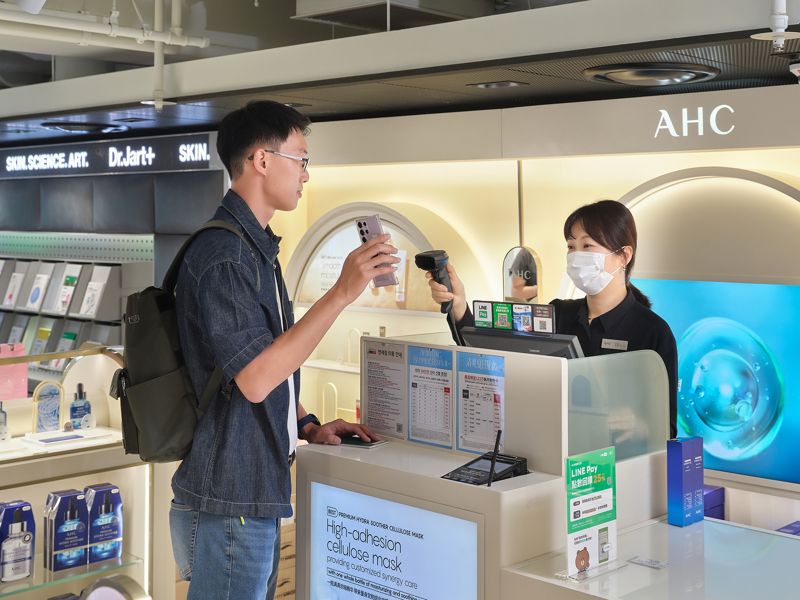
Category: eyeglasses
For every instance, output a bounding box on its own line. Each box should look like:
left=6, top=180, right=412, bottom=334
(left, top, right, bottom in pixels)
left=247, top=149, right=309, bottom=172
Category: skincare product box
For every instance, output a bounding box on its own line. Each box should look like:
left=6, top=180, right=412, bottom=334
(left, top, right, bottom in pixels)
left=777, top=521, right=800, bottom=536
left=703, top=485, right=725, bottom=520
left=667, top=436, right=704, bottom=527
left=84, top=484, right=123, bottom=563
left=46, top=490, right=88, bottom=571
left=0, top=500, right=35, bottom=582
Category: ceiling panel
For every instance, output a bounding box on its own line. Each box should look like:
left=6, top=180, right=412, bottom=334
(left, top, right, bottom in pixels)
left=2, top=30, right=800, bottom=146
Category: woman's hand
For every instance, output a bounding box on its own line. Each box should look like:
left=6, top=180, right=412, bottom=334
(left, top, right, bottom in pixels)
left=425, top=262, right=467, bottom=322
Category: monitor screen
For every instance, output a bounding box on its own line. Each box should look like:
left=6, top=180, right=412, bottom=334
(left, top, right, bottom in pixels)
left=310, top=481, right=478, bottom=600
left=633, top=278, right=800, bottom=484
left=460, top=326, right=584, bottom=359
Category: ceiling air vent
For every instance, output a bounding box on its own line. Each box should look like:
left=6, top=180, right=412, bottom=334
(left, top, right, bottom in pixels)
left=293, top=0, right=494, bottom=31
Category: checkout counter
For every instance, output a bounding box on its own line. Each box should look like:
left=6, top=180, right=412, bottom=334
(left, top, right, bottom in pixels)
left=296, top=332, right=672, bottom=599
left=295, top=331, right=800, bottom=599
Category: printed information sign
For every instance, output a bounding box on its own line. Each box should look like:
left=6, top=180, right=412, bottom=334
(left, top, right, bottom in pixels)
left=566, top=446, right=617, bottom=578
left=311, top=482, right=477, bottom=600
left=456, top=352, right=504, bottom=453
left=408, top=346, right=453, bottom=448
left=364, top=340, right=407, bottom=439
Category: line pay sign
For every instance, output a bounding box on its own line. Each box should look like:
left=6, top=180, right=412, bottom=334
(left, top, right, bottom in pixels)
left=566, top=447, right=617, bottom=578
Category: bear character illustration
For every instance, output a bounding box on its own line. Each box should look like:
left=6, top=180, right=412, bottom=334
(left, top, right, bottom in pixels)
left=575, top=547, right=590, bottom=572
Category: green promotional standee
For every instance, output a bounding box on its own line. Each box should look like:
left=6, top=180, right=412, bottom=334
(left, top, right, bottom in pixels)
left=565, top=447, right=617, bottom=578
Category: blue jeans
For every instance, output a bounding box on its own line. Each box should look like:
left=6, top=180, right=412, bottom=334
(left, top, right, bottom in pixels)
left=169, top=500, right=281, bottom=600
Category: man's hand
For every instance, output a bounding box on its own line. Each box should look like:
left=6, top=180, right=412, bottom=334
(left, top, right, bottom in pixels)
left=331, top=234, right=400, bottom=305
left=303, top=419, right=381, bottom=445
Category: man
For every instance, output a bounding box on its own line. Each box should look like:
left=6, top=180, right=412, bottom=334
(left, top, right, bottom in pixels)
left=169, top=100, right=397, bottom=599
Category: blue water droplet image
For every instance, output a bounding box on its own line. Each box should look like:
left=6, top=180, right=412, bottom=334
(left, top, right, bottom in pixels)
left=677, top=317, right=783, bottom=461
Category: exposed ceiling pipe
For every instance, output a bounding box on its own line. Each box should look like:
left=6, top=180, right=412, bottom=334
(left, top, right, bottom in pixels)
left=0, top=3, right=209, bottom=48
left=0, top=21, right=162, bottom=53
left=171, top=0, right=183, bottom=37
left=151, top=0, right=166, bottom=110
left=751, top=0, right=800, bottom=53
left=771, top=0, right=789, bottom=51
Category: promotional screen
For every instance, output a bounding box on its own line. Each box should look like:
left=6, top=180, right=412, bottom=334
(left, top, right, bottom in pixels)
left=633, top=278, right=799, bottom=484
left=310, top=482, right=478, bottom=600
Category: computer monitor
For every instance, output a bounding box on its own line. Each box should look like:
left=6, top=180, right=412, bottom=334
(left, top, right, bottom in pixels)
left=460, top=326, right=584, bottom=359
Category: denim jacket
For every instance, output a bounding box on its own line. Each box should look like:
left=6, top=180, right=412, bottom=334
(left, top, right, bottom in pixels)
left=171, top=190, right=298, bottom=518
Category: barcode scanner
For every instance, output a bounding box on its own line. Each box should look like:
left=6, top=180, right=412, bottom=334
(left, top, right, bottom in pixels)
left=415, top=250, right=465, bottom=346
left=414, top=250, right=453, bottom=314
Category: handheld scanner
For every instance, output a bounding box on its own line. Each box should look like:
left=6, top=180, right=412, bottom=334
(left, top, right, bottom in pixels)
left=415, top=250, right=453, bottom=314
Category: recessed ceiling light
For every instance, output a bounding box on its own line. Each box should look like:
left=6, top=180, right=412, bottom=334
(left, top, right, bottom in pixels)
left=467, top=80, right=529, bottom=89
left=40, top=121, right=129, bottom=134
left=284, top=102, right=311, bottom=108
left=583, top=63, right=719, bottom=86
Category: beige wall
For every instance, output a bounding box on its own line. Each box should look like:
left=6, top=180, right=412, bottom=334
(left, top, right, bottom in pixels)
left=521, top=147, right=800, bottom=301
left=296, top=160, right=521, bottom=303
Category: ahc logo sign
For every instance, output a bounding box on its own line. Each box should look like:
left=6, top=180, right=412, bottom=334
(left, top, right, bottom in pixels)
left=654, top=104, right=735, bottom=138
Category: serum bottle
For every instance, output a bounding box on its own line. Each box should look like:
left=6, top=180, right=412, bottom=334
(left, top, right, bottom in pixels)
left=69, top=383, right=92, bottom=430
left=0, top=402, right=9, bottom=442
left=1, top=509, right=33, bottom=582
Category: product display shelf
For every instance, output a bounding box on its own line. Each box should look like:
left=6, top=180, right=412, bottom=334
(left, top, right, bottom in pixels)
left=501, top=517, right=800, bottom=600
left=0, top=552, right=142, bottom=598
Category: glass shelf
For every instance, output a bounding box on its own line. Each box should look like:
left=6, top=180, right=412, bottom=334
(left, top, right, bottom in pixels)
left=0, top=552, right=141, bottom=598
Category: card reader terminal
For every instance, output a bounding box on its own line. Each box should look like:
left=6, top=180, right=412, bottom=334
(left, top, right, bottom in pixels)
left=442, top=452, right=528, bottom=485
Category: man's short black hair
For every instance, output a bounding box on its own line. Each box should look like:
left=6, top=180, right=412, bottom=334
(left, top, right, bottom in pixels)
left=216, top=100, right=311, bottom=179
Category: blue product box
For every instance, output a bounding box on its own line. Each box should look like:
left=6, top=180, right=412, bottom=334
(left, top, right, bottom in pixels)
left=777, top=521, right=800, bottom=536
left=703, top=485, right=725, bottom=519
left=0, top=500, right=35, bottom=583
left=48, top=490, right=88, bottom=571
left=667, top=437, right=704, bottom=527
left=84, top=484, right=123, bottom=563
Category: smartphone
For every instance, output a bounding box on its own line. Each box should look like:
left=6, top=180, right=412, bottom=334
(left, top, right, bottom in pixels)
left=340, top=435, right=388, bottom=449
left=356, top=215, right=398, bottom=287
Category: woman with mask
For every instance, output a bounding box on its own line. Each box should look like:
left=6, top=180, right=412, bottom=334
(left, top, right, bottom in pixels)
left=426, top=199, right=677, bottom=438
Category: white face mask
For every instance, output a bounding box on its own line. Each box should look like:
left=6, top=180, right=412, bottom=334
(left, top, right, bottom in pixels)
left=566, top=250, right=622, bottom=296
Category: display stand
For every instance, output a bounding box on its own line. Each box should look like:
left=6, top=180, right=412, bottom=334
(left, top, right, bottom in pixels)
left=0, top=346, right=157, bottom=598
left=40, top=263, right=84, bottom=316
left=68, top=264, right=121, bottom=322
left=296, top=334, right=670, bottom=600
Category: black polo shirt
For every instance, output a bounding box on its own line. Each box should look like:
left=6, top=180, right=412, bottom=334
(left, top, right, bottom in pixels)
left=458, top=290, right=677, bottom=437
left=551, top=291, right=677, bottom=438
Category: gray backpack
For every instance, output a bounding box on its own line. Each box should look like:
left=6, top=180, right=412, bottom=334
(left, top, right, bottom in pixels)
left=111, top=220, right=259, bottom=462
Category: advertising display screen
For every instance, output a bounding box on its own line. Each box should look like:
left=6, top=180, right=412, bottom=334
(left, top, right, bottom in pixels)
left=310, top=482, right=478, bottom=600
left=633, top=278, right=800, bottom=484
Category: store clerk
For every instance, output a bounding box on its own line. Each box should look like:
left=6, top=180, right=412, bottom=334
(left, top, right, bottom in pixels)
left=426, top=200, right=678, bottom=438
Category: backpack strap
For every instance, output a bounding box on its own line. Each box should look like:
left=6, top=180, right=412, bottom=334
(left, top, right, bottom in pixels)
left=161, top=219, right=262, bottom=413
left=162, top=220, right=261, bottom=293
left=198, top=366, right=224, bottom=415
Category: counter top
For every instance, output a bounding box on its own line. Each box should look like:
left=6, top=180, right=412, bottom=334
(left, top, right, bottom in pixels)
left=502, top=517, right=800, bottom=599
left=298, top=439, right=560, bottom=492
